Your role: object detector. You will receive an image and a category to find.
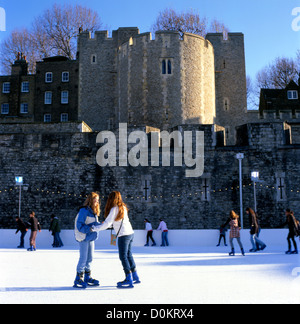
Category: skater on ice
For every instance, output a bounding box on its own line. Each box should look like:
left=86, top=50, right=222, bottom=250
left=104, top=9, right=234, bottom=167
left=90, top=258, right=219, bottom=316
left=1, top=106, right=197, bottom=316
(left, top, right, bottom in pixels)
left=246, top=208, right=266, bottom=252
left=157, top=218, right=169, bottom=247
left=27, top=211, right=41, bottom=252
left=49, top=214, right=64, bottom=248
left=144, top=218, right=156, bottom=246
left=92, top=191, right=141, bottom=289
left=224, top=211, right=245, bottom=256
left=15, top=216, right=28, bottom=249
left=74, top=192, right=101, bottom=288
left=216, top=224, right=227, bottom=247
left=278, top=209, right=299, bottom=255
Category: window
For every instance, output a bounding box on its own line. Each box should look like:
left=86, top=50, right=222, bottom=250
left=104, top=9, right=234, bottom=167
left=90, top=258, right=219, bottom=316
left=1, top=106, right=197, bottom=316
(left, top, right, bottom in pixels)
left=45, top=92, right=52, bottom=104
left=21, top=82, right=29, bottom=93
left=91, top=54, right=97, bottom=64
left=2, top=82, right=10, bottom=93
left=62, top=72, right=69, bottom=82
left=201, top=176, right=211, bottom=202
left=224, top=98, right=230, bottom=111
left=44, top=114, right=52, bottom=123
left=45, top=72, right=53, bottom=83
left=61, top=91, right=69, bottom=104
left=287, top=90, right=298, bottom=100
left=162, top=59, right=172, bottom=75
left=61, top=113, right=68, bottom=122
left=1, top=103, right=9, bottom=114
left=20, top=103, right=28, bottom=114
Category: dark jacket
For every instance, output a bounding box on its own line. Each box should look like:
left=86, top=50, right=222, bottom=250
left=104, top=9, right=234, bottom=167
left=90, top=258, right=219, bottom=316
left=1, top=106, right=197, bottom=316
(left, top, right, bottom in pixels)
left=16, top=218, right=27, bottom=234
left=281, top=214, right=299, bottom=236
left=249, top=213, right=259, bottom=235
left=49, top=217, right=61, bottom=233
left=28, top=217, right=41, bottom=232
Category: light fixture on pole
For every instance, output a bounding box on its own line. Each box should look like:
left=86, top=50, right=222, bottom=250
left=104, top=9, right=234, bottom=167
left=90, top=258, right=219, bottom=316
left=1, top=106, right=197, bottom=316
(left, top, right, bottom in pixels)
left=235, top=153, right=244, bottom=229
left=251, top=171, right=259, bottom=213
left=15, top=177, right=28, bottom=218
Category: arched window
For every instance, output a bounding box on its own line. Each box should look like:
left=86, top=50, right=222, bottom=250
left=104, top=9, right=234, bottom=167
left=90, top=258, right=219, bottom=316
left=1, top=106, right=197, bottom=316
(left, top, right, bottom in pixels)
left=162, top=60, right=166, bottom=74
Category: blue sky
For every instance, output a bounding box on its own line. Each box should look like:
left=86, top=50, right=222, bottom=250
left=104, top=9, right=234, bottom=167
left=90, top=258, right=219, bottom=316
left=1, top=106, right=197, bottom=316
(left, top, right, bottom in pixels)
left=0, top=0, right=299, bottom=81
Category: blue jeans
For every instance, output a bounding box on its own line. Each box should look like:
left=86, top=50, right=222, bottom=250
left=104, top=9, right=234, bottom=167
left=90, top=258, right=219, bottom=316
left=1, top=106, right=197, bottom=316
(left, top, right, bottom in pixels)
left=161, top=231, right=169, bottom=246
left=118, top=234, right=136, bottom=275
left=76, top=240, right=95, bottom=273
left=250, top=233, right=266, bottom=250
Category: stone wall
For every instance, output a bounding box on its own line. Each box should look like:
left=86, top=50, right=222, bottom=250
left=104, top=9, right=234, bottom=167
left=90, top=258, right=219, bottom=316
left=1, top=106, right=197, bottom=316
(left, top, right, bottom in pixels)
left=0, top=122, right=299, bottom=231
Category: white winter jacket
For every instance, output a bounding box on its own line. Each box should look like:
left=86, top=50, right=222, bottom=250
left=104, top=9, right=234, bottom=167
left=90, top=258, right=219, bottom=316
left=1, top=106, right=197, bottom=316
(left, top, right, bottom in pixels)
left=93, top=205, right=134, bottom=237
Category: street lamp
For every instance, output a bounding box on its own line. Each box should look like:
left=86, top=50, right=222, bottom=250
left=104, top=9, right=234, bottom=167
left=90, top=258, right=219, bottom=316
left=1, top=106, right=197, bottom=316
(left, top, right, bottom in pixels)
left=251, top=171, right=259, bottom=213
left=236, top=153, right=244, bottom=229
left=15, top=177, right=28, bottom=218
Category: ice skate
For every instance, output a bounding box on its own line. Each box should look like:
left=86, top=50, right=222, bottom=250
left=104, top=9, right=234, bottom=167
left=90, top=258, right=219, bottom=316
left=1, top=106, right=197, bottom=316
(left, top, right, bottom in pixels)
left=132, top=271, right=141, bottom=284
left=84, top=270, right=100, bottom=286
left=117, top=273, right=134, bottom=289
left=229, top=249, right=235, bottom=256
left=73, top=272, right=87, bottom=289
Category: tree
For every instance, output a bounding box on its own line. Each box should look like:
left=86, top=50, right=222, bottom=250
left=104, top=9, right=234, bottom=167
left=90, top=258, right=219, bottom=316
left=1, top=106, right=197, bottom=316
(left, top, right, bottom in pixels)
left=151, top=8, right=229, bottom=38
left=0, top=3, right=103, bottom=74
left=256, top=57, right=298, bottom=89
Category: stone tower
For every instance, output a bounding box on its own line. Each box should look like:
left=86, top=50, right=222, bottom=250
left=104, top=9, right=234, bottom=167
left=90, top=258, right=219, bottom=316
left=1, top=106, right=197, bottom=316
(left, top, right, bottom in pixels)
left=206, top=33, right=247, bottom=144
left=77, top=28, right=139, bottom=131
left=118, top=30, right=216, bottom=130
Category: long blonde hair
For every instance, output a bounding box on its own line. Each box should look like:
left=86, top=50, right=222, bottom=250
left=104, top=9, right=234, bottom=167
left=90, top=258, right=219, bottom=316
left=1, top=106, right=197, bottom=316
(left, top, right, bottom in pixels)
left=104, top=191, right=127, bottom=221
left=83, top=192, right=100, bottom=216
left=230, top=210, right=239, bottom=219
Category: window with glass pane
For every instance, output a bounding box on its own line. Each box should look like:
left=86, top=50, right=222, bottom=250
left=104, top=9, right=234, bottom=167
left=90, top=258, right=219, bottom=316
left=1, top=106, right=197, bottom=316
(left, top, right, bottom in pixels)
left=21, top=82, right=29, bottom=92
left=20, top=103, right=28, bottom=114
left=62, top=72, right=69, bottom=82
left=61, top=113, right=68, bottom=122
left=44, top=114, right=51, bottom=123
left=61, top=91, right=69, bottom=104
left=45, top=72, right=53, bottom=83
left=1, top=103, right=9, bottom=114
left=2, top=82, right=10, bottom=93
left=45, top=92, right=52, bottom=104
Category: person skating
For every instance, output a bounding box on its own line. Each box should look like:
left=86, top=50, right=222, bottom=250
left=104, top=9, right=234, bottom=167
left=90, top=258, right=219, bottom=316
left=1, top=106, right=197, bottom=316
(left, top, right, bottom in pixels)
left=157, top=218, right=169, bottom=247
left=246, top=208, right=266, bottom=252
left=225, top=211, right=245, bottom=256
left=15, top=216, right=28, bottom=248
left=216, top=224, right=227, bottom=247
left=92, top=191, right=140, bottom=289
left=27, top=211, right=41, bottom=251
left=49, top=214, right=64, bottom=248
left=144, top=218, right=156, bottom=246
left=74, top=192, right=101, bottom=289
left=278, top=209, right=299, bottom=255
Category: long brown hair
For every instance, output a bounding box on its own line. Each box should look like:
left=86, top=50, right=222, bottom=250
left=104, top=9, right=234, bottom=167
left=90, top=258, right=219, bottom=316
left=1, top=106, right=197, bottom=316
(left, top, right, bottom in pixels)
left=83, top=192, right=100, bottom=216
left=104, top=191, right=127, bottom=221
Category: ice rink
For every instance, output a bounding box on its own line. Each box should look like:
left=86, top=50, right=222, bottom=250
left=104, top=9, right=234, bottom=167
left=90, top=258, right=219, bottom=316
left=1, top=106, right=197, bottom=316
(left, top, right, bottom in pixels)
left=0, top=244, right=299, bottom=304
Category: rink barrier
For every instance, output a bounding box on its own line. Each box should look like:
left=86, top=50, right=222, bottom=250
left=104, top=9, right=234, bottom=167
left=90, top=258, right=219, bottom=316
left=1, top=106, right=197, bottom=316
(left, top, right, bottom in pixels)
left=0, top=229, right=290, bottom=249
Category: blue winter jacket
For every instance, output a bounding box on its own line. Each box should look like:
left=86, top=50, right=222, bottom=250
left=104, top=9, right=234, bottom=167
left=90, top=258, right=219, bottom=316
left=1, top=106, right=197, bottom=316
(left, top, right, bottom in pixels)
left=75, top=207, right=100, bottom=242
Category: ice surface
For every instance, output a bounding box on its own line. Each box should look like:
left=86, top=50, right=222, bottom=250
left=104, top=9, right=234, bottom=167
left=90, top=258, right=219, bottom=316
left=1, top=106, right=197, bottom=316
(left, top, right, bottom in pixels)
left=0, top=245, right=299, bottom=304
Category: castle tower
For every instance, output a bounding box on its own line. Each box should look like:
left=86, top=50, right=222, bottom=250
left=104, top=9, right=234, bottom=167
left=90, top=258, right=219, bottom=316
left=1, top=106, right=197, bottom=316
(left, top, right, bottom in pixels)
left=206, top=33, right=247, bottom=144
left=77, top=28, right=139, bottom=131
left=118, top=30, right=216, bottom=130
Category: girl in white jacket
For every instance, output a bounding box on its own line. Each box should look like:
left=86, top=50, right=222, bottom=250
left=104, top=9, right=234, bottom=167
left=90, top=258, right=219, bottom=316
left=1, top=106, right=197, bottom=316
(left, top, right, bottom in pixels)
left=92, top=191, right=140, bottom=288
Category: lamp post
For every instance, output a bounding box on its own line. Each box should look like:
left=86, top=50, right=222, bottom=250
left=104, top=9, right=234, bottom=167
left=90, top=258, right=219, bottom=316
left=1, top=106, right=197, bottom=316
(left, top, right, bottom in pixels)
left=236, top=153, right=244, bottom=229
left=251, top=171, right=260, bottom=213
left=15, top=177, right=28, bottom=218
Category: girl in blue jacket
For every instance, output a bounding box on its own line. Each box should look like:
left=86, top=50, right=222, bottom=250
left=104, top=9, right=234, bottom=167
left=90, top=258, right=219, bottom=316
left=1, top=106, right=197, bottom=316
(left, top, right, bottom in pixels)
left=74, top=192, right=101, bottom=289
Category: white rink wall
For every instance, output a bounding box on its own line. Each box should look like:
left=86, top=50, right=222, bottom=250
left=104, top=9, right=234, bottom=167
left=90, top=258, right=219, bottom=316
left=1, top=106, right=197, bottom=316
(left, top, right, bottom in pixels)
left=0, top=229, right=290, bottom=249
